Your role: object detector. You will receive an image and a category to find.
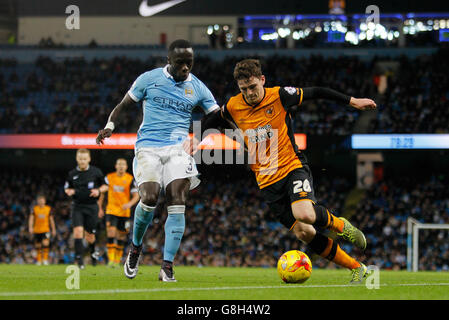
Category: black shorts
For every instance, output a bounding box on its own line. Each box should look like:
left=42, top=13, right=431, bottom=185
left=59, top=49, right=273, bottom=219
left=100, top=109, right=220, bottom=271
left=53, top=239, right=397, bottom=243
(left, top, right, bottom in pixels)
left=260, top=165, right=317, bottom=229
left=71, top=203, right=99, bottom=234
left=105, top=214, right=131, bottom=233
left=34, top=232, right=50, bottom=242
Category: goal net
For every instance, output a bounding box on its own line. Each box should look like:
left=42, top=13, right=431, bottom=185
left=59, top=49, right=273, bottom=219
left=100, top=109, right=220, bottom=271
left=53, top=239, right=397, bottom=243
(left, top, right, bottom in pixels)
left=407, top=217, right=449, bottom=272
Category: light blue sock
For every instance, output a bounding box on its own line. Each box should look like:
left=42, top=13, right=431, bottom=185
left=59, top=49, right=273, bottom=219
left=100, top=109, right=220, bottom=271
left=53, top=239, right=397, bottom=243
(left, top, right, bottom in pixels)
left=163, top=206, right=186, bottom=262
left=132, top=202, right=154, bottom=246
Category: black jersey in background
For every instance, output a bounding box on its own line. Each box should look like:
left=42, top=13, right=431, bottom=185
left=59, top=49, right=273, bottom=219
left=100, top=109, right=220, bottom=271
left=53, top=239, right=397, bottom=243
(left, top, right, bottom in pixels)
left=64, top=166, right=105, bottom=205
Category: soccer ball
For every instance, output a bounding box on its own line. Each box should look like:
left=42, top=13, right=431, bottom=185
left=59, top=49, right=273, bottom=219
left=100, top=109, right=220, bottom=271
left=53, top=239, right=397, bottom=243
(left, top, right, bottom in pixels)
left=277, top=250, right=312, bottom=283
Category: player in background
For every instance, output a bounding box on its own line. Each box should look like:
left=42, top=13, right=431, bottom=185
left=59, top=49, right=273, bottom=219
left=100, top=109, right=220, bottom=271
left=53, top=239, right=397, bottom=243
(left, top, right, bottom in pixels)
left=28, top=195, right=56, bottom=265
left=99, top=158, right=140, bottom=267
left=187, top=59, right=377, bottom=283
left=96, top=39, right=219, bottom=281
left=64, top=148, right=108, bottom=269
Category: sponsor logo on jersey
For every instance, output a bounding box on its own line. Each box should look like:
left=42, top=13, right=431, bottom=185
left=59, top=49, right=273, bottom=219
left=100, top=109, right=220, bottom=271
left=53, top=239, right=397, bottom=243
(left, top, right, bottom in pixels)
left=284, top=87, right=297, bottom=95
left=153, top=96, right=193, bottom=112
left=113, top=185, right=125, bottom=193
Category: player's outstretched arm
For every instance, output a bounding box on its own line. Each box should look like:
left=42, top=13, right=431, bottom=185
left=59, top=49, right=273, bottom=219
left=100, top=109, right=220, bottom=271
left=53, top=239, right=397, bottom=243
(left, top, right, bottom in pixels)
left=302, top=87, right=376, bottom=110
left=96, top=93, right=136, bottom=145
left=184, top=108, right=229, bottom=155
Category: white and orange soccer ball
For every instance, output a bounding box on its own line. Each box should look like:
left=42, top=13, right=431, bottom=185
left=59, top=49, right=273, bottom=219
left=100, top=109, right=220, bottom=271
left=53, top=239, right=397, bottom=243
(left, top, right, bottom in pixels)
left=277, top=250, right=312, bottom=283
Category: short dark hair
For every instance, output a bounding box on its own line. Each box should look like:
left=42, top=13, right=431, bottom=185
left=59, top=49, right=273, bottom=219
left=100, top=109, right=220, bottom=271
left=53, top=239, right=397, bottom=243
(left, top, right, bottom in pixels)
left=233, top=59, right=262, bottom=81
left=168, top=39, right=192, bottom=53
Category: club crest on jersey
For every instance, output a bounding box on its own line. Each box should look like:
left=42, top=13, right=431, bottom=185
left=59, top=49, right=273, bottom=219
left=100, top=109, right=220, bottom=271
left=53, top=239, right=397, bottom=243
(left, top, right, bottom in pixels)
left=184, top=88, right=194, bottom=97
left=284, top=86, right=297, bottom=95
left=265, top=105, right=275, bottom=118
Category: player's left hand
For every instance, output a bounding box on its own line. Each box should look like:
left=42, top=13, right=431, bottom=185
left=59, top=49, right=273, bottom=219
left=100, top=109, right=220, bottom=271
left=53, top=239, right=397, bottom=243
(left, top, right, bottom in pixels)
left=98, top=208, right=104, bottom=218
left=52, top=230, right=57, bottom=237
left=350, top=98, right=377, bottom=110
left=90, top=188, right=100, bottom=197
left=96, top=128, right=112, bottom=145
left=183, top=136, right=200, bottom=155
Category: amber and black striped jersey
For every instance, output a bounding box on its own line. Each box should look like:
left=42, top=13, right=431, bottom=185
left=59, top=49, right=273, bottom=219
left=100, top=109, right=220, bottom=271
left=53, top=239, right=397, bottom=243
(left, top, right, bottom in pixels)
left=223, top=86, right=307, bottom=189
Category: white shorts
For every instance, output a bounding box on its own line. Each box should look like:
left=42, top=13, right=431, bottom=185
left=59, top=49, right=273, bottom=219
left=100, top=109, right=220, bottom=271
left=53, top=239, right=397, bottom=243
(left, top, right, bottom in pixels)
left=133, top=144, right=200, bottom=191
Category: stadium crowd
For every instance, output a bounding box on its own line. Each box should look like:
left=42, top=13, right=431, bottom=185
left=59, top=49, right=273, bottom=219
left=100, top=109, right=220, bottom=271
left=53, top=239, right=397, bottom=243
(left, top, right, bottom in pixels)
left=0, top=164, right=447, bottom=271
left=1, top=47, right=448, bottom=136
left=348, top=174, right=449, bottom=271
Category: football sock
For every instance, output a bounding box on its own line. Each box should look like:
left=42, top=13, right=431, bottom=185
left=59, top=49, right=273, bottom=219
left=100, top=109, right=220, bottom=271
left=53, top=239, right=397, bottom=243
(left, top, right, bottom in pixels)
left=332, top=244, right=361, bottom=270
left=162, top=260, right=173, bottom=270
left=74, top=238, right=84, bottom=261
left=43, top=245, right=49, bottom=262
left=132, top=202, right=155, bottom=246
left=312, top=204, right=344, bottom=233
left=36, top=248, right=42, bottom=263
left=89, top=241, right=96, bottom=254
left=115, top=239, right=125, bottom=264
left=106, top=237, right=116, bottom=263
left=163, top=205, right=186, bottom=263
left=308, top=232, right=360, bottom=270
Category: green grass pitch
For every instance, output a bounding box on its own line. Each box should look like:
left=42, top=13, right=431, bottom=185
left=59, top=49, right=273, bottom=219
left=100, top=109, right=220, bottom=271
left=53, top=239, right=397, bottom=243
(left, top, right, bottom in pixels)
left=0, top=264, right=448, bottom=300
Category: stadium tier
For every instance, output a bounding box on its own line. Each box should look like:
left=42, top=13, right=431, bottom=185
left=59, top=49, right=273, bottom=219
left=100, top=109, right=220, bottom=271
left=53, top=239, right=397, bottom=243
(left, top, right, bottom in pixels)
left=1, top=165, right=447, bottom=271
left=1, top=48, right=448, bottom=135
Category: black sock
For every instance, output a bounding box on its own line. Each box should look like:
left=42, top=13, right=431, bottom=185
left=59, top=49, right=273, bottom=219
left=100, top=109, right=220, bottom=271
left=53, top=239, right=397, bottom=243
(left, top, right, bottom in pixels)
left=89, top=242, right=96, bottom=254
left=74, top=238, right=84, bottom=260
left=162, top=260, right=173, bottom=267
left=307, top=232, right=329, bottom=255
left=312, top=204, right=330, bottom=228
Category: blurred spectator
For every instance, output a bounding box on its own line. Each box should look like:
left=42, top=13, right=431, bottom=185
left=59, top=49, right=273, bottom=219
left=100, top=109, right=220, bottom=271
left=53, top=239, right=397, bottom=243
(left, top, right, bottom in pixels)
left=3, top=164, right=446, bottom=270
left=1, top=49, right=448, bottom=135
left=347, top=174, right=449, bottom=271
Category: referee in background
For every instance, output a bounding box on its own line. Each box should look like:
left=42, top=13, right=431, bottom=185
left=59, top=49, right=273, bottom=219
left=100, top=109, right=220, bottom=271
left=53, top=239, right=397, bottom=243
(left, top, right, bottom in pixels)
left=64, top=149, right=108, bottom=269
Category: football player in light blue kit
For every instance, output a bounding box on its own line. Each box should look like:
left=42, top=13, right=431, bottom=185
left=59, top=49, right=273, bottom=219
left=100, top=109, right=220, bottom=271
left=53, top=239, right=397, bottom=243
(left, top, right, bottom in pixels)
left=96, top=40, right=219, bottom=281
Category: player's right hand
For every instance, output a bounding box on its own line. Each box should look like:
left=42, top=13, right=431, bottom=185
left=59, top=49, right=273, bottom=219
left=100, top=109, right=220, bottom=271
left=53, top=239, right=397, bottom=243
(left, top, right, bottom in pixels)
left=96, top=128, right=112, bottom=145
left=90, top=188, right=100, bottom=197
left=65, top=188, right=75, bottom=196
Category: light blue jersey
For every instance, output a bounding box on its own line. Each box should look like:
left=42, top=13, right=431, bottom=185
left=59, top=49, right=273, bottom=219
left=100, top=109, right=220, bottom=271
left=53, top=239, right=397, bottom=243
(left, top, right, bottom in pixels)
left=128, top=65, right=219, bottom=149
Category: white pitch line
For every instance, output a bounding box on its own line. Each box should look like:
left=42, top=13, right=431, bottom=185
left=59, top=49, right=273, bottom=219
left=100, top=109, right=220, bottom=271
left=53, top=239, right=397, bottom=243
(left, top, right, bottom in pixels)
left=1, top=283, right=449, bottom=297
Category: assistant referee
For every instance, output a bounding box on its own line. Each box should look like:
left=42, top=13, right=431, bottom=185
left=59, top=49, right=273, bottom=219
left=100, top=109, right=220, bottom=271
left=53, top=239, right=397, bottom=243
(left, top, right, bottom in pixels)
left=64, top=148, right=108, bottom=268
